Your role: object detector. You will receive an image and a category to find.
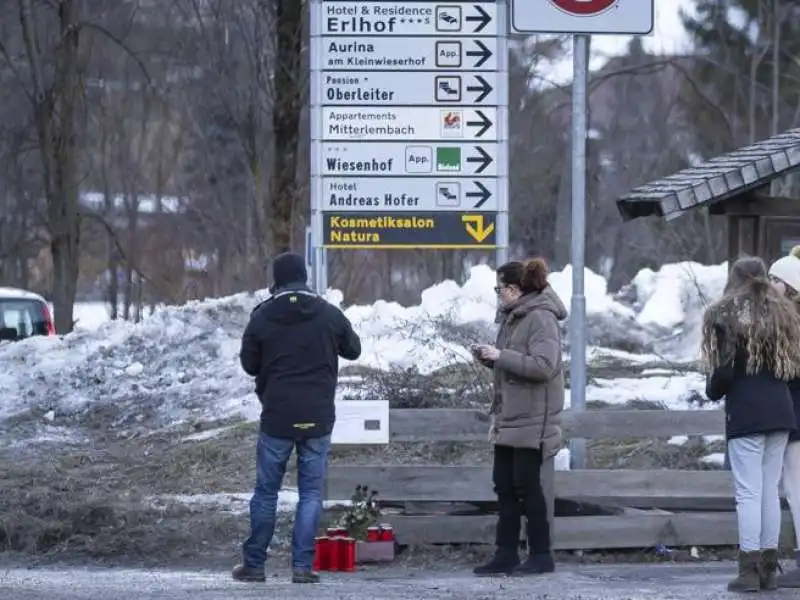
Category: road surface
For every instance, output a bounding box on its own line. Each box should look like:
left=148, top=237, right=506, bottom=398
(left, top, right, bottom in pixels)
left=2, top=562, right=796, bottom=599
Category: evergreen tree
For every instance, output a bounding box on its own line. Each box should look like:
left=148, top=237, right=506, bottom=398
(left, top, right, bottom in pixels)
left=681, top=0, right=800, bottom=152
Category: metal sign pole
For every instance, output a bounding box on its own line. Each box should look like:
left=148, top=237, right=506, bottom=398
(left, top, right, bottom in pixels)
left=494, top=0, right=509, bottom=269
left=510, top=0, right=653, bottom=471
left=569, top=33, right=589, bottom=470
left=309, top=0, right=326, bottom=295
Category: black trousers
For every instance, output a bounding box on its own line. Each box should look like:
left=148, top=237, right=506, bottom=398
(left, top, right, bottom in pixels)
left=492, top=444, right=551, bottom=554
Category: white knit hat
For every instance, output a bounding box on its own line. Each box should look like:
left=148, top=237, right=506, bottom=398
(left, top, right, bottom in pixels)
left=769, top=248, right=800, bottom=292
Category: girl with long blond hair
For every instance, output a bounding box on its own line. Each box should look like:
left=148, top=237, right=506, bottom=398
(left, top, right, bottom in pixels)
left=702, top=255, right=800, bottom=592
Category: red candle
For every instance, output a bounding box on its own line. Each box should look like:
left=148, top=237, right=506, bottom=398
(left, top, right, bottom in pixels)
left=327, top=536, right=340, bottom=571
left=379, top=525, right=395, bottom=541
left=340, top=537, right=356, bottom=572
left=313, top=536, right=330, bottom=571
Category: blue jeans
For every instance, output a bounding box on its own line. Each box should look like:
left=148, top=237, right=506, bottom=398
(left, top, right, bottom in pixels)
left=242, top=433, right=331, bottom=570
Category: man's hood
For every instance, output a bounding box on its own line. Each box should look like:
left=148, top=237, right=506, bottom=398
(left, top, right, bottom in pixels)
left=258, top=285, right=325, bottom=325
left=505, top=285, right=568, bottom=321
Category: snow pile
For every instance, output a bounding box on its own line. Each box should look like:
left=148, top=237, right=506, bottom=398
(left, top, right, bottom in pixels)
left=342, top=260, right=728, bottom=370
left=628, top=261, right=728, bottom=360
left=0, top=293, right=265, bottom=426
left=0, top=260, right=728, bottom=434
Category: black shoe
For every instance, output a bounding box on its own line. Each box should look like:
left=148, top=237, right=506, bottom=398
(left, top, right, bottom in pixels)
left=292, top=570, right=320, bottom=584
left=473, top=548, right=520, bottom=576
left=512, top=552, right=555, bottom=576
left=232, top=563, right=265, bottom=582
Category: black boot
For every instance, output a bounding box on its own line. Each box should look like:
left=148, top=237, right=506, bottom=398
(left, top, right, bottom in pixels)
left=291, top=570, right=320, bottom=584
left=231, top=563, right=265, bottom=582
left=512, top=552, right=555, bottom=576
left=473, top=546, right=520, bottom=576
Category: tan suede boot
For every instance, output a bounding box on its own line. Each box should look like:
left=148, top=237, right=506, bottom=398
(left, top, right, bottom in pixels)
left=727, top=551, right=760, bottom=593
left=759, top=549, right=780, bottom=591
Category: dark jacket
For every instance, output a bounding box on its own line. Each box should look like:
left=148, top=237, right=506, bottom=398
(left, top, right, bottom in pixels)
left=705, top=341, right=795, bottom=440
left=789, top=378, right=800, bottom=443
left=239, top=285, right=361, bottom=439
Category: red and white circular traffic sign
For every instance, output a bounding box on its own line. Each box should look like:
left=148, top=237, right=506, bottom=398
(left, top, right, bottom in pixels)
left=549, top=0, right=618, bottom=15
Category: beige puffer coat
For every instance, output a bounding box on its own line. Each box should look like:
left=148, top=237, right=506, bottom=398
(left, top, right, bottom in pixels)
left=488, top=286, right=567, bottom=457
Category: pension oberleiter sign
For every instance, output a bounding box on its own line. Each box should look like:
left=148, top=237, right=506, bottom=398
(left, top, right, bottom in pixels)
left=309, top=0, right=509, bottom=251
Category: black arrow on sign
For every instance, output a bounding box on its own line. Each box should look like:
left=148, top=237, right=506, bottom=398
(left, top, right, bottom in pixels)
left=466, top=40, right=492, bottom=68
left=467, top=110, right=493, bottom=137
left=466, top=147, right=493, bottom=174
left=466, top=181, right=492, bottom=208
left=465, top=5, right=491, bottom=33
left=466, top=75, right=493, bottom=103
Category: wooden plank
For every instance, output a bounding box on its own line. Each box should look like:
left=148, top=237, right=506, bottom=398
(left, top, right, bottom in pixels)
left=388, top=409, right=724, bottom=442
left=332, top=400, right=389, bottom=445
left=390, top=512, right=795, bottom=549
left=563, top=409, right=724, bottom=439
left=327, top=466, right=740, bottom=507
left=389, top=408, right=490, bottom=442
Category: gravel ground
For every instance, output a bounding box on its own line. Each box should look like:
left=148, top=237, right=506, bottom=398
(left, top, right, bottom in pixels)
left=2, top=562, right=796, bottom=600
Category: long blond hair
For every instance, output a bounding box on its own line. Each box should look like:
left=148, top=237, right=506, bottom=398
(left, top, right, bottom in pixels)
left=701, top=255, right=800, bottom=380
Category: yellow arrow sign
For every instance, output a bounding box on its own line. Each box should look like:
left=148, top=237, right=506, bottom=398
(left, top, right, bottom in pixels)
left=461, top=214, right=495, bottom=243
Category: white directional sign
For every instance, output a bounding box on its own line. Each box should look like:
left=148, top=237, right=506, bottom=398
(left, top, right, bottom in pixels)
left=322, top=71, right=498, bottom=105
left=310, top=0, right=508, bottom=256
left=321, top=2, right=498, bottom=36
left=324, top=177, right=498, bottom=211
left=322, top=142, right=498, bottom=176
left=322, top=107, right=496, bottom=141
left=317, top=36, right=499, bottom=71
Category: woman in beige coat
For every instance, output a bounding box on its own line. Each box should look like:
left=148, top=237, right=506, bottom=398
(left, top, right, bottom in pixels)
left=472, top=258, right=567, bottom=577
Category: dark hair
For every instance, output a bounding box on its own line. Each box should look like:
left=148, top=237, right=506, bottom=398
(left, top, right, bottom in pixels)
left=724, top=255, right=769, bottom=295
left=496, top=258, right=549, bottom=295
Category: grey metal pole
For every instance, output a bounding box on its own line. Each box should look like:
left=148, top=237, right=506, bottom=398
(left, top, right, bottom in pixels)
left=494, top=0, right=509, bottom=270
left=321, top=247, right=328, bottom=292
left=314, top=247, right=327, bottom=293
left=568, top=34, right=589, bottom=470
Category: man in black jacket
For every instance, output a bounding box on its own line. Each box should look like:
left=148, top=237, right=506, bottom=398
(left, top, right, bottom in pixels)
left=232, top=252, right=361, bottom=584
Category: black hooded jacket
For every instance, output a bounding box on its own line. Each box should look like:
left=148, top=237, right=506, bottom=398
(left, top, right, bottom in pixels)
left=705, top=340, right=795, bottom=440
left=240, top=286, right=361, bottom=439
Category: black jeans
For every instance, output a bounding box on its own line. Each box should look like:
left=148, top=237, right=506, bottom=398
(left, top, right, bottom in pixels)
left=493, top=444, right=551, bottom=554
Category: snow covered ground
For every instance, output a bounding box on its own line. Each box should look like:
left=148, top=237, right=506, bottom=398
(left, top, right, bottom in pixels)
left=0, top=260, right=729, bottom=510
left=1, top=260, right=725, bottom=418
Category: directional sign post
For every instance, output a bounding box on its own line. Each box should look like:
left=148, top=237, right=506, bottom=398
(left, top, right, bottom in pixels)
left=510, top=0, right=655, bottom=470
left=310, top=0, right=509, bottom=287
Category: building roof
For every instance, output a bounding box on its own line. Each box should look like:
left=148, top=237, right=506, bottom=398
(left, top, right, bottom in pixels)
left=616, top=128, right=800, bottom=221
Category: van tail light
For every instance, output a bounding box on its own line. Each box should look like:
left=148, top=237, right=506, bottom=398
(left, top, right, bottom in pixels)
left=41, top=303, right=56, bottom=336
